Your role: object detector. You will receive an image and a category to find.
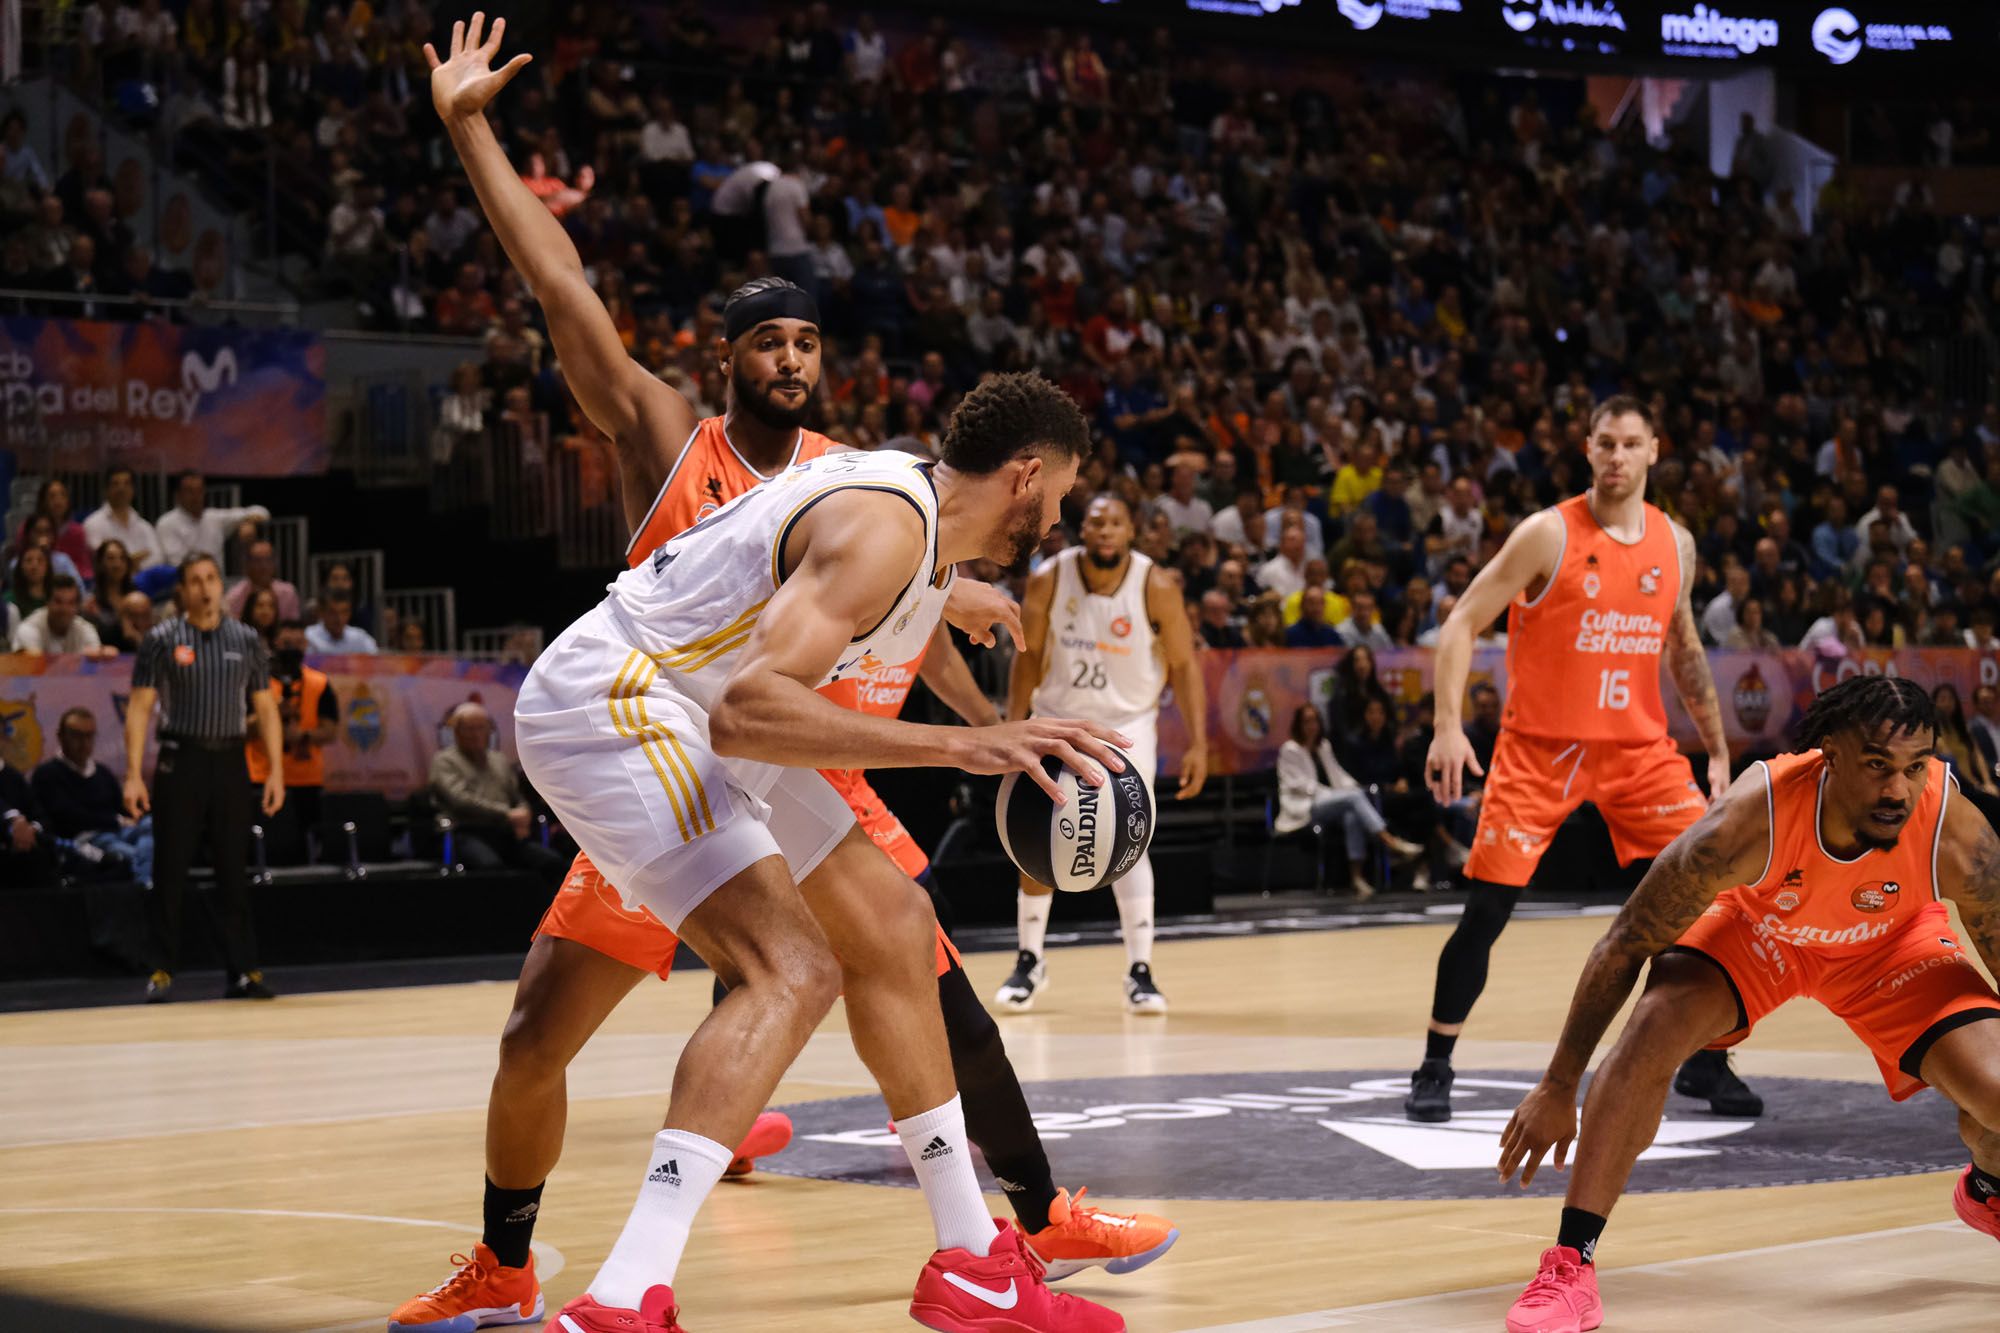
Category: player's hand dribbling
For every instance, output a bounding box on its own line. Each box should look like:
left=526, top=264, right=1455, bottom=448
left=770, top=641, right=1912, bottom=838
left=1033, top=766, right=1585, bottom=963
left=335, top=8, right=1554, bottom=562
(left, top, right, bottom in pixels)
left=1497, top=1079, right=1578, bottom=1188
left=959, top=718, right=1132, bottom=804
left=424, top=12, right=533, bottom=126
left=1426, top=726, right=1484, bottom=804
left=943, top=577, right=1024, bottom=651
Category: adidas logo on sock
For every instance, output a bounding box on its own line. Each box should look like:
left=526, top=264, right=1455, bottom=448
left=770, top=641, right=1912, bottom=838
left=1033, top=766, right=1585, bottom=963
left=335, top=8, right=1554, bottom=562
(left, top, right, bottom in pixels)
left=648, top=1159, right=682, bottom=1186
left=919, top=1136, right=952, bottom=1161
left=504, top=1202, right=539, bottom=1223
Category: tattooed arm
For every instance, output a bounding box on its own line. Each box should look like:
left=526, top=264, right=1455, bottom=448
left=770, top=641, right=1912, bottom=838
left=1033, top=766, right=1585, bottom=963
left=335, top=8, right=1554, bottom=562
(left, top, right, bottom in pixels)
left=1544, top=771, right=1768, bottom=1088
left=1497, top=771, right=1769, bottom=1185
left=1668, top=521, right=1733, bottom=798
left=1938, top=790, right=2000, bottom=980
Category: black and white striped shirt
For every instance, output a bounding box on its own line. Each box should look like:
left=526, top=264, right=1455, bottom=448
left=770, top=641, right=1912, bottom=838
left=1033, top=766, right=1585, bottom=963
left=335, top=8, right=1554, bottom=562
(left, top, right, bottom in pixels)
left=132, top=617, right=270, bottom=743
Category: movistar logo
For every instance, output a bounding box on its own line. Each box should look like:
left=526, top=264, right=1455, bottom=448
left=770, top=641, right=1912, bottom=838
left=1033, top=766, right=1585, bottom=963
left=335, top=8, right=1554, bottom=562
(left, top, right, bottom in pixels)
left=181, top=347, right=239, bottom=395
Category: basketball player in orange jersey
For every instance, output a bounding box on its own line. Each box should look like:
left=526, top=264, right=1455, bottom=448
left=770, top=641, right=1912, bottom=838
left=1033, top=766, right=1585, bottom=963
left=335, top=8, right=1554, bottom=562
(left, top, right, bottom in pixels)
left=391, top=22, right=1173, bottom=1332
left=1496, top=675, right=2000, bottom=1333
left=1407, top=396, right=1759, bottom=1124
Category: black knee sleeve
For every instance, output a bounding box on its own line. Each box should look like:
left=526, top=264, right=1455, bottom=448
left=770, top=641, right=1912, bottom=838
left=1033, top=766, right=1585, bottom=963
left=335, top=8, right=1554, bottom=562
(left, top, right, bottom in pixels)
left=936, top=962, right=1059, bottom=1230
left=1430, top=881, right=1523, bottom=1027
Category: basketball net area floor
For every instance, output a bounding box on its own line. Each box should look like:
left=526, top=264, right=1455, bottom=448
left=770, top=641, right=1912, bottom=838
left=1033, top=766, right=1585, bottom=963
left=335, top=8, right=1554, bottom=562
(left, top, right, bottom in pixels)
left=5, top=913, right=1998, bottom=1331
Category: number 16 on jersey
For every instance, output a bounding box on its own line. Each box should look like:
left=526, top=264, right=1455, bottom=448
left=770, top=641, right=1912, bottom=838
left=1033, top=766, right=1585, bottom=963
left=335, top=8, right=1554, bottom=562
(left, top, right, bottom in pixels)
left=1597, top=669, right=1631, bottom=710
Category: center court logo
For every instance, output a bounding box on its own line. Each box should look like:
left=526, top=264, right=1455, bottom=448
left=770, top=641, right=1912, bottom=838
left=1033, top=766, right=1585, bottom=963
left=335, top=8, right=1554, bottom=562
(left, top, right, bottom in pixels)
left=771, top=1070, right=1962, bottom=1201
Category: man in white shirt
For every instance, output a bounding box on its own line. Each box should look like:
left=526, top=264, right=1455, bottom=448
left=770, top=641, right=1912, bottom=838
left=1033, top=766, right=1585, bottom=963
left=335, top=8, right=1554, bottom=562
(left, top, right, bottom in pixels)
left=15, top=576, right=104, bottom=654
left=1334, top=590, right=1394, bottom=652
left=305, top=591, right=379, bottom=654
left=1853, top=484, right=1919, bottom=565
left=1154, top=464, right=1214, bottom=540
left=762, top=154, right=813, bottom=274
left=1701, top=564, right=1751, bottom=644
left=1429, top=475, right=1484, bottom=567
left=639, top=95, right=693, bottom=164
left=1211, top=488, right=1261, bottom=552
left=156, top=471, right=269, bottom=567
left=83, top=465, right=164, bottom=568
left=1255, top=518, right=1310, bottom=598
left=1262, top=486, right=1324, bottom=562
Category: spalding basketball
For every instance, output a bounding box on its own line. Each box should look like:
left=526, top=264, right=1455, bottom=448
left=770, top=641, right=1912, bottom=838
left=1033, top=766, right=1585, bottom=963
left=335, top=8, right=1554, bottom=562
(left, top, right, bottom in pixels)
left=996, top=747, right=1155, bottom=892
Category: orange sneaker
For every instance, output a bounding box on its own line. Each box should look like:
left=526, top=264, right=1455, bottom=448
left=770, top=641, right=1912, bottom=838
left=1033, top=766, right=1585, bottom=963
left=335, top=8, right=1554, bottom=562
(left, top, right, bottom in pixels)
left=1954, top=1166, right=2000, bottom=1241
left=724, top=1110, right=793, bottom=1177
left=1017, top=1187, right=1179, bottom=1281
left=386, top=1243, right=542, bottom=1331
left=1505, top=1246, right=1603, bottom=1333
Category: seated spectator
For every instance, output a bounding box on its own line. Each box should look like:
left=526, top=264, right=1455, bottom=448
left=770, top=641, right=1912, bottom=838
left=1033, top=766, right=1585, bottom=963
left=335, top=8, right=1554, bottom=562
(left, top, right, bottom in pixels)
left=156, top=470, right=269, bottom=566
left=0, top=748, right=55, bottom=887
left=1284, top=584, right=1344, bottom=648
left=1338, top=696, right=1409, bottom=799
left=306, top=589, right=379, bottom=654
left=1328, top=642, right=1393, bottom=736
left=16, top=575, right=106, bottom=654
left=1335, top=590, right=1395, bottom=651
left=15, top=513, right=82, bottom=585
left=1197, top=589, right=1244, bottom=649
left=1971, top=685, right=2000, bottom=780
left=1275, top=703, right=1420, bottom=899
left=241, top=586, right=281, bottom=643
left=1934, top=684, right=2000, bottom=816
left=6, top=544, right=54, bottom=637
left=1853, top=484, right=1918, bottom=566
left=1720, top=595, right=1779, bottom=650
left=83, top=539, right=133, bottom=637
left=1256, top=517, right=1310, bottom=597
left=429, top=703, right=564, bottom=874
left=16, top=479, right=95, bottom=582
left=103, top=590, right=155, bottom=655
left=224, top=540, right=301, bottom=621
left=83, top=466, right=165, bottom=569
left=31, top=706, right=152, bottom=885
left=1243, top=592, right=1286, bottom=647
left=1155, top=463, right=1213, bottom=539
left=397, top=620, right=428, bottom=652
left=1701, top=564, right=1751, bottom=644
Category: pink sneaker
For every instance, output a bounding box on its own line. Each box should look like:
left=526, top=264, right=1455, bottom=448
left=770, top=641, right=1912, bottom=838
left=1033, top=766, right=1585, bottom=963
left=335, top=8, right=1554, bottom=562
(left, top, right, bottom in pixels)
left=1505, top=1246, right=1602, bottom=1333
left=724, top=1110, right=793, bottom=1178
left=553, top=1285, right=685, bottom=1332
left=910, top=1220, right=1124, bottom=1332
left=1954, top=1166, right=2000, bottom=1241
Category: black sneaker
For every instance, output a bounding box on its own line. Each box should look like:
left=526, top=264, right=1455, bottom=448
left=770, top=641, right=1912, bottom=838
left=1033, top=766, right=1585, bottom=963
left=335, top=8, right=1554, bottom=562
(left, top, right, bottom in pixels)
left=993, top=950, right=1046, bottom=1012
left=1673, top=1048, right=1763, bottom=1116
left=1404, top=1057, right=1455, bottom=1123
left=224, top=970, right=277, bottom=1000
left=1124, top=963, right=1168, bottom=1015
left=144, top=970, right=173, bottom=1004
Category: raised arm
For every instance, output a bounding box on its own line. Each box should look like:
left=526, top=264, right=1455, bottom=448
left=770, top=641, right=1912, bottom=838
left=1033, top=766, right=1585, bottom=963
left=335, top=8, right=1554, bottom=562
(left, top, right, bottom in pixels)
left=1938, top=788, right=2000, bottom=981
left=1667, top=521, right=1732, bottom=798
left=426, top=14, right=694, bottom=524
left=710, top=495, right=1129, bottom=802
left=1005, top=562, right=1058, bottom=724
left=1148, top=564, right=1207, bottom=799
left=1424, top=509, right=1562, bottom=801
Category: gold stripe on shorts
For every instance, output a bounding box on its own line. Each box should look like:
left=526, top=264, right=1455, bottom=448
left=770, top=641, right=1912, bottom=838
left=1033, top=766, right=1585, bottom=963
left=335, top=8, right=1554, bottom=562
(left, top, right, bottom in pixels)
left=629, top=656, right=714, bottom=836
left=607, top=649, right=696, bottom=842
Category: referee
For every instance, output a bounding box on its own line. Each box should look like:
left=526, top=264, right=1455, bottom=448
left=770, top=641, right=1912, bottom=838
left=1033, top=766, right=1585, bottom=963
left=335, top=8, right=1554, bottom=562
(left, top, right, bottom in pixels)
left=124, top=553, right=286, bottom=1003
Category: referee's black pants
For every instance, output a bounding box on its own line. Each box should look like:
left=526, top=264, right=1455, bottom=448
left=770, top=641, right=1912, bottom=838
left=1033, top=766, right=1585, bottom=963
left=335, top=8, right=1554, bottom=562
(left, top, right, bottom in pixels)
left=147, top=738, right=259, bottom=978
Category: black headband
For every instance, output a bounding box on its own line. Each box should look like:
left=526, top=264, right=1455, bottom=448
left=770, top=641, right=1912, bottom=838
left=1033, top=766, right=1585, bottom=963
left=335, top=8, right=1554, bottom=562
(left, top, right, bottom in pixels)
left=723, top=285, right=821, bottom=342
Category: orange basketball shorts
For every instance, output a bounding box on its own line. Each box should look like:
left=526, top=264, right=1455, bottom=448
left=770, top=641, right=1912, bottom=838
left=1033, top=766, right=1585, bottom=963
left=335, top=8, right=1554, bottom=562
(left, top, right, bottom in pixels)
left=1465, top=730, right=1706, bottom=887
left=535, top=847, right=960, bottom=981
left=1675, top=900, right=2000, bottom=1100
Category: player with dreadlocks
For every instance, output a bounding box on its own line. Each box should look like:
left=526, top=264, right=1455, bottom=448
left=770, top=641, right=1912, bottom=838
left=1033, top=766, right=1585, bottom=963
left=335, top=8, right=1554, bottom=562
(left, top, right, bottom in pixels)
left=1492, top=674, right=2000, bottom=1333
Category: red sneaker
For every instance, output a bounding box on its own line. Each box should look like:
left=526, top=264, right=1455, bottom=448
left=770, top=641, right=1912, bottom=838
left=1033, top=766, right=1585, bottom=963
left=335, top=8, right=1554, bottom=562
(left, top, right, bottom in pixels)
left=910, top=1220, right=1124, bottom=1332
left=1505, top=1246, right=1602, bottom=1333
left=553, top=1286, right=685, bottom=1332
left=1954, top=1166, right=2000, bottom=1241
left=724, top=1110, right=793, bottom=1178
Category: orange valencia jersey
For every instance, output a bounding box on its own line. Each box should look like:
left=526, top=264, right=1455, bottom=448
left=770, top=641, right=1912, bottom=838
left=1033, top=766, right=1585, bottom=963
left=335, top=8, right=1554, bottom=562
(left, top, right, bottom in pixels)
left=1713, top=749, right=1953, bottom=952
left=625, top=417, right=836, bottom=564
left=1502, top=493, right=1681, bottom=743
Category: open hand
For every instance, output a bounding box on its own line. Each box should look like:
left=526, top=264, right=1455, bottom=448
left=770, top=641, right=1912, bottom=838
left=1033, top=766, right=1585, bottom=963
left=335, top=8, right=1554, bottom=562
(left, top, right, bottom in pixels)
left=424, top=12, right=533, bottom=126
left=943, top=577, right=1024, bottom=651
left=958, top=717, right=1132, bottom=804
left=1497, top=1079, right=1579, bottom=1188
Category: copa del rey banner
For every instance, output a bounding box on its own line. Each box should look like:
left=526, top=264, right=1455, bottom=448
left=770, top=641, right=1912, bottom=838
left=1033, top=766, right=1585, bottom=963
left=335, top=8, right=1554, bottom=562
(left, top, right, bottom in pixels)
left=1155, top=646, right=2000, bottom=778
left=0, top=317, right=327, bottom=475
left=0, top=654, right=524, bottom=797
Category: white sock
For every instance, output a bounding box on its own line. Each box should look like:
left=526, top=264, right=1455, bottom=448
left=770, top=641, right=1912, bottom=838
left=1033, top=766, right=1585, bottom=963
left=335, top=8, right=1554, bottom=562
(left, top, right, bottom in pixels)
left=1113, top=857, right=1155, bottom=968
left=588, top=1128, right=732, bottom=1308
left=895, top=1094, right=994, bottom=1256
left=1017, top=888, right=1052, bottom=959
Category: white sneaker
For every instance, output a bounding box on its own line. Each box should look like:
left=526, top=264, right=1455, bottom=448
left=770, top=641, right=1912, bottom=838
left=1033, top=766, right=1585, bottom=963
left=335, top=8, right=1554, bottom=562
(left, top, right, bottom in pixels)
left=994, top=950, right=1047, bottom=1011
left=1124, top=963, right=1168, bottom=1015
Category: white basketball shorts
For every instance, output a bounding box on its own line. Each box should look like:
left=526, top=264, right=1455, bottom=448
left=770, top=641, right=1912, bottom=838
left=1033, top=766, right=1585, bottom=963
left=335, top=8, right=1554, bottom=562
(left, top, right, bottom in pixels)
left=515, top=602, right=855, bottom=930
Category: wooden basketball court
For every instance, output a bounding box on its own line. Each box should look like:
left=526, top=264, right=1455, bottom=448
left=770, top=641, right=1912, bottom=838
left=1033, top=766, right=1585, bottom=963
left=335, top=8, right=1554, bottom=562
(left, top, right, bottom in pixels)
left=4, top=912, right=1996, bottom=1330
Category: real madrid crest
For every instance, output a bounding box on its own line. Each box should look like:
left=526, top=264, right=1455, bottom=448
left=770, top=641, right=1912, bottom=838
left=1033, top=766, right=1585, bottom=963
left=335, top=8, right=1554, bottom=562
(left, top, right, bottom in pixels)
left=894, top=605, right=915, bottom=635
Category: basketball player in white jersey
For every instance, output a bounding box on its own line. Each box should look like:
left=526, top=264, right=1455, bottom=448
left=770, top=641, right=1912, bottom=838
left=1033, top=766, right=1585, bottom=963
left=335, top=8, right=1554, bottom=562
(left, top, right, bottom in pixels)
left=999, top=492, right=1208, bottom=1015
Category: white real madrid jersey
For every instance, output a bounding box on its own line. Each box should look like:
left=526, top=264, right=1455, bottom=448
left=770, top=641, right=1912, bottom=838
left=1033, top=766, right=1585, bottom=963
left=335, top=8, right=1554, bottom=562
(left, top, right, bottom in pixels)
left=604, top=449, right=951, bottom=708
left=1031, top=547, right=1166, bottom=729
